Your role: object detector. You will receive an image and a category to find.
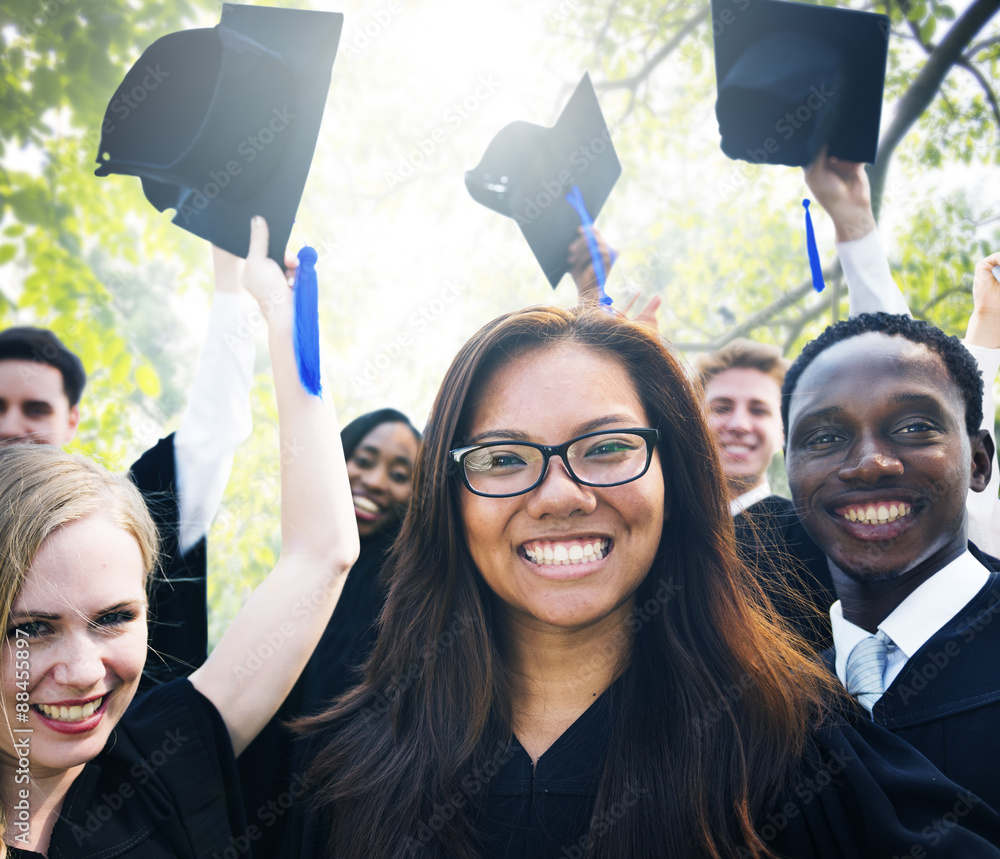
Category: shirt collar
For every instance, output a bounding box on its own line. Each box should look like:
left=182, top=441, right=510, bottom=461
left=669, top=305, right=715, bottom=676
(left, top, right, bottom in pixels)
left=730, top=480, right=772, bottom=517
left=831, top=549, right=991, bottom=685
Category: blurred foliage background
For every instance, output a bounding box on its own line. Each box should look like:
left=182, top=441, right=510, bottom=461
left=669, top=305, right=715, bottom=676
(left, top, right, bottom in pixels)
left=1, top=0, right=998, bottom=643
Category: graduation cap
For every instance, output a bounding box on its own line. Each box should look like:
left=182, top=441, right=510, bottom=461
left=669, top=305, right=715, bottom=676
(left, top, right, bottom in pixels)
left=94, top=4, right=343, bottom=264
left=712, top=0, right=889, bottom=168
left=465, top=73, right=622, bottom=289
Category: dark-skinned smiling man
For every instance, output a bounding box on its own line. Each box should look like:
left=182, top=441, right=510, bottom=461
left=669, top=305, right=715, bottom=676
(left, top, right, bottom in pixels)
left=782, top=302, right=1000, bottom=815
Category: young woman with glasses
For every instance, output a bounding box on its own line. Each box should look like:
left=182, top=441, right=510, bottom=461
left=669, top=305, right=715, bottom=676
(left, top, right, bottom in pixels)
left=288, top=305, right=1000, bottom=858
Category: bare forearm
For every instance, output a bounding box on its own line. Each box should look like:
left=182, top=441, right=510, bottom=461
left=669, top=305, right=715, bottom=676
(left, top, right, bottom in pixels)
left=190, top=218, right=359, bottom=755
left=966, top=311, right=1000, bottom=349
left=264, top=303, right=357, bottom=562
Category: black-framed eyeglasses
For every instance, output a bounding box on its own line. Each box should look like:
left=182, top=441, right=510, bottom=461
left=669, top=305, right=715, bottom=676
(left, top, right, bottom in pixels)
left=450, top=428, right=659, bottom=498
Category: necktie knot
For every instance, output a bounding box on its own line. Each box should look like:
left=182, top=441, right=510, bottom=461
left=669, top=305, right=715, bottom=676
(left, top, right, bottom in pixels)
left=845, top=629, right=894, bottom=714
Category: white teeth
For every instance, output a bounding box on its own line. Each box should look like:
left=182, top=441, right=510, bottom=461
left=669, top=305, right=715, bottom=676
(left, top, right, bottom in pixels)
left=37, top=696, right=102, bottom=722
left=353, top=496, right=379, bottom=514
left=843, top=503, right=912, bottom=525
left=524, top=540, right=609, bottom=566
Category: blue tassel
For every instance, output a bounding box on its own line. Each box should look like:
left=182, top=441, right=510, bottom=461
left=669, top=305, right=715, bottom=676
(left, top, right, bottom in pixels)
left=293, top=245, right=322, bottom=397
left=803, top=199, right=825, bottom=293
left=565, top=185, right=613, bottom=306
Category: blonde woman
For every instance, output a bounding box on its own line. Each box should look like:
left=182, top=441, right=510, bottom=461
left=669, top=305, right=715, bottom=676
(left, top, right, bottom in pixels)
left=0, top=217, right=358, bottom=857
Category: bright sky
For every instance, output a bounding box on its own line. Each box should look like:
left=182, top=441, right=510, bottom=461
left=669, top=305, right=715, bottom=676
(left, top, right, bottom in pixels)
left=286, top=0, right=619, bottom=427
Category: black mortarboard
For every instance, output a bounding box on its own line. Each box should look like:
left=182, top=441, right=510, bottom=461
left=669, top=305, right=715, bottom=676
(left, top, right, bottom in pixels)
left=95, top=4, right=343, bottom=264
left=465, top=73, right=622, bottom=288
left=712, top=0, right=888, bottom=167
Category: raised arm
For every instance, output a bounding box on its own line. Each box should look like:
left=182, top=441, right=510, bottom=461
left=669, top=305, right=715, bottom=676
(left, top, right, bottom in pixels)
left=803, top=148, right=910, bottom=318
left=135, top=249, right=257, bottom=690
left=569, top=226, right=661, bottom=334
left=964, top=252, right=1000, bottom=556
left=189, top=217, right=360, bottom=756
left=173, top=246, right=256, bottom=555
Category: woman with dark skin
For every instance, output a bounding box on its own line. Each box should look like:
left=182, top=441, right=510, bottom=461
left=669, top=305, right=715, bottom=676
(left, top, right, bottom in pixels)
left=238, top=409, right=420, bottom=857
left=306, top=408, right=422, bottom=705
left=343, top=409, right=422, bottom=543
left=287, top=305, right=1000, bottom=858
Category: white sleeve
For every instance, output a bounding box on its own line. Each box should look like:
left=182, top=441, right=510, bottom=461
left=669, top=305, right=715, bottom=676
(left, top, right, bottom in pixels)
left=837, top=230, right=912, bottom=318
left=963, top=341, right=1000, bottom=557
left=174, top=293, right=256, bottom=555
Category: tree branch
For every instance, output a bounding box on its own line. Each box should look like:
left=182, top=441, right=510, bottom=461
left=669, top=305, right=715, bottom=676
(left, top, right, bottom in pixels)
left=778, top=276, right=846, bottom=353
left=902, top=11, right=934, bottom=54
left=593, top=0, right=621, bottom=56
left=955, top=57, right=1000, bottom=129
left=915, top=284, right=967, bottom=317
left=870, top=0, right=1000, bottom=218
left=618, top=89, right=638, bottom=123
left=966, top=34, right=1000, bottom=56
left=939, top=88, right=960, bottom=120
left=594, top=5, right=710, bottom=92
left=674, top=260, right=843, bottom=352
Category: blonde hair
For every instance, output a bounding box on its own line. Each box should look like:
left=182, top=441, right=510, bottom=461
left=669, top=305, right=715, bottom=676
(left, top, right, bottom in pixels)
left=693, top=338, right=790, bottom=393
left=0, top=445, right=158, bottom=630
left=0, top=445, right=158, bottom=841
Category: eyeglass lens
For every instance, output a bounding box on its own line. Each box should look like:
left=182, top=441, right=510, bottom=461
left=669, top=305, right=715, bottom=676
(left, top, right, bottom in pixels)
left=462, top=432, right=650, bottom=495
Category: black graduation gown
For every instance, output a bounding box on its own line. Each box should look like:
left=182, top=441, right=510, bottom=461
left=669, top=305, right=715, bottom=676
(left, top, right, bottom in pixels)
left=130, top=434, right=208, bottom=691
left=237, top=531, right=393, bottom=858
left=471, top=681, right=622, bottom=858
left=6, top=681, right=243, bottom=859
left=284, top=675, right=1000, bottom=858
left=827, top=544, right=1000, bottom=815
left=734, top=495, right=836, bottom=654
left=769, top=712, right=1000, bottom=858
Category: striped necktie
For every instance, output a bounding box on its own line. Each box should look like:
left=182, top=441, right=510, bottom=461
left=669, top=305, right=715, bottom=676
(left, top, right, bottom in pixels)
left=845, top=629, right=894, bottom=714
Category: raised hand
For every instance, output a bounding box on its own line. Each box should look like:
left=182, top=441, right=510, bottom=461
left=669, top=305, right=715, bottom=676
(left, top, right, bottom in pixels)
left=803, top=146, right=876, bottom=243
left=966, top=251, right=1000, bottom=349
left=569, top=226, right=616, bottom=304
left=241, top=215, right=292, bottom=316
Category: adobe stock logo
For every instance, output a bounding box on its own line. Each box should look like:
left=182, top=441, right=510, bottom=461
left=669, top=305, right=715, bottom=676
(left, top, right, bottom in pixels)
left=340, top=1, right=403, bottom=58
left=99, top=66, right=171, bottom=137
left=743, top=84, right=835, bottom=166
left=176, top=107, right=296, bottom=223
left=12, top=0, right=72, bottom=41
left=384, top=77, right=501, bottom=190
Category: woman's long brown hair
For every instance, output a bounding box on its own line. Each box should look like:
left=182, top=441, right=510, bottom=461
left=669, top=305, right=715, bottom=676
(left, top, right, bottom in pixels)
left=298, top=306, right=840, bottom=857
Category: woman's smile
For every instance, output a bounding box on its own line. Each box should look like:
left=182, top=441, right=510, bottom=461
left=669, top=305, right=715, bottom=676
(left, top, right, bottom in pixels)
left=33, top=693, right=111, bottom=735
left=459, top=343, right=665, bottom=631
left=2, top=515, right=147, bottom=776
left=520, top=537, right=612, bottom=566
left=346, top=421, right=419, bottom=537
